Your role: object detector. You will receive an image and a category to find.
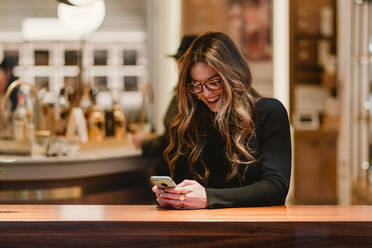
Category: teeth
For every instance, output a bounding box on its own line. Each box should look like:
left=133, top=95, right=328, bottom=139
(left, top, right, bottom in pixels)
left=207, top=97, right=219, bottom=102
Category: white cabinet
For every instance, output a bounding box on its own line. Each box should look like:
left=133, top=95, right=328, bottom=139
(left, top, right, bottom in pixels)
left=0, top=32, right=147, bottom=94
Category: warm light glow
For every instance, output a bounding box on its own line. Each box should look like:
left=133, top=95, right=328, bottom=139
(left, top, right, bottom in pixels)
left=273, top=0, right=289, bottom=112
left=152, top=0, right=181, bottom=133
left=57, top=0, right=106, bottom=36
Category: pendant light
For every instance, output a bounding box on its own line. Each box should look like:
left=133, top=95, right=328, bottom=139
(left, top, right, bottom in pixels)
left=57, top=0, right=100, bottom=6
left=57, top=0, right=106, bottom=36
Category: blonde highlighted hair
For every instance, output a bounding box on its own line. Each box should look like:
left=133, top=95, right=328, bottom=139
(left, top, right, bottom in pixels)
left=164, top=32, right=261, bottom=185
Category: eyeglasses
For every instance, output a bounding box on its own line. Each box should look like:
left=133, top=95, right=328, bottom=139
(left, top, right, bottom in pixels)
left=188, top=76, right=222, bottom=94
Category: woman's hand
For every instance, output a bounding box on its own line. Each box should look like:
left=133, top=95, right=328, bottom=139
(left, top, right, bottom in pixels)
left=153, top=179, right=208, bottom=209
left=152, top=185, right=172, bottom=208
left=131, top=133, right=146, bottom=149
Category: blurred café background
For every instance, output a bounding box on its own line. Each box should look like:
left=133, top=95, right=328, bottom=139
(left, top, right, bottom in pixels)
left=0, top=0, right=371, bottom=206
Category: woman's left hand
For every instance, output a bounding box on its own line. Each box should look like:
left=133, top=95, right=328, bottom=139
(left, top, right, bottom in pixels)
left=158, top=179, right=208, bottom=209
left=131, top=133, right=146, bottom=149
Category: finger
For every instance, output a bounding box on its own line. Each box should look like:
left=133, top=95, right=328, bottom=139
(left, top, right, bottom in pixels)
left=162, top=198, right=188, bottom=209
left=165, top=185, right=192, bottom=194
left=179, top=185, right=193, bottom=193
left=153, top=189, right=164, bottom=200
left=165, top=180, right=196, bottom=193
left=156, top=197, right=166, bottom=205
left=152, top=186, right=164, bottom=194
left=164, top=187, right=183, bottom=193
left=178, top=179, right=196, bottom=187
left=160, top=192, right=181, bottom=200
left=156, top=198, right=170, bottom=208
left=152, top=185, right=158, bottom=192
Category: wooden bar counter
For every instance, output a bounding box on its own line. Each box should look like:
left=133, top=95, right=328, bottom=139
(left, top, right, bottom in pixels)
left=0, top=205, right=371, bottom=247
left=0, top=141, right=156, bottom=204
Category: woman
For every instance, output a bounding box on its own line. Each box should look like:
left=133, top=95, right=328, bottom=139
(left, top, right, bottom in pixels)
left=153, top=32, right=291, bottom=209
left=0, top=57, right=18, bottom=111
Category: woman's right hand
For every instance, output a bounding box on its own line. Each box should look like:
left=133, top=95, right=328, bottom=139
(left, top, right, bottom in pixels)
left=152, top=185, right=171, bottom=208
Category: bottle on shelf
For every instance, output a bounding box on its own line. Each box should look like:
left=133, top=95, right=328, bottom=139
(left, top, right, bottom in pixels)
left=105, top=108, right=115, bottom=138
left=88, top=104, right=105, bottom=142
left=55, top=88, right=71, bottom=136
left=94, top=88, right=114, bottom=138
left=112, top=103, right=126, bottom=140
left=25, top=108, right=35, bottom=144
left=13, top=95, right=27, bottom=141
left=79, top=84, right=92, bottom=118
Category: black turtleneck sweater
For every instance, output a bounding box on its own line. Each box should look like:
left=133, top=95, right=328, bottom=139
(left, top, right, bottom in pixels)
left=204, top=98, right=291, bottom=208
left=143, top=97, right=291, bottom=208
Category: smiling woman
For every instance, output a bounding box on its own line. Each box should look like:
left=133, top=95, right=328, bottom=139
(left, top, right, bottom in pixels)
left=151, top=32, right=292, bottom=210
left=189, top=63, right=223, bottom=112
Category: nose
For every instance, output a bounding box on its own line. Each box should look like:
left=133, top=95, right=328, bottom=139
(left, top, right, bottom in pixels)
left=202, top=86, right=213, bottom=98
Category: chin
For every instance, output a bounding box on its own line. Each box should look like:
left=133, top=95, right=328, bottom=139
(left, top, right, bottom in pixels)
left=208, top=105, right=218, bottom=112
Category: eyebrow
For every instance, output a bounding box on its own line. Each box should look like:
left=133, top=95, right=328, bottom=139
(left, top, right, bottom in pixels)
left=191, top=74, right=220, bottom=83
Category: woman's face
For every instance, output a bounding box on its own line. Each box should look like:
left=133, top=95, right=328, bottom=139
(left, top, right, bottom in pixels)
left=189, top=62, right=223, bottom=112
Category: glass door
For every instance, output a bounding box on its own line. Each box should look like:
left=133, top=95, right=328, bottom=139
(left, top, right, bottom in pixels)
left=351, top=0, right=372, bottom=203
left=367, top=0, right=372, bottom=190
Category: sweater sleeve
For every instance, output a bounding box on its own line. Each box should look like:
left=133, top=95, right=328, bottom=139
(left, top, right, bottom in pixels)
left=205, top=99, right=292, bottom=208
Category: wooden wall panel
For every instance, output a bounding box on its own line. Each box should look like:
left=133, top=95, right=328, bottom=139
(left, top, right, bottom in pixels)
left=294, top=130, right=337, bottom=204
left=182, top=0, right=229, bottom=35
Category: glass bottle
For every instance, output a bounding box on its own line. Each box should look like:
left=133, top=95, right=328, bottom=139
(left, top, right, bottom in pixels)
left=112, top=103, right=126, bottom=140
left=13, top=95, right=27, bottom=141
left=88, top=105, right=105, bottom=142
left=55, top=88, right=70, bottom=136
left=79, top=84, right=92, bottom=117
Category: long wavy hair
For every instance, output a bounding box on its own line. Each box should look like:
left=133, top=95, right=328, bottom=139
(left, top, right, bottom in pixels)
left=164, top=32, right=261, bottom=185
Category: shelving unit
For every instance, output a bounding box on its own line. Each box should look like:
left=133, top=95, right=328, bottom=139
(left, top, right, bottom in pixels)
left=290, top=0, right=337, bottom=93
left=0, top=32, right=148, bottom=124
left=1, top=32, right=146, bottom=95
left=290, top=0, right=338, bottom=204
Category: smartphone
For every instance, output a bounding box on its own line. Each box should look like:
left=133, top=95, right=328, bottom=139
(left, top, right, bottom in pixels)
left=150, top=176, right=177, bottom=189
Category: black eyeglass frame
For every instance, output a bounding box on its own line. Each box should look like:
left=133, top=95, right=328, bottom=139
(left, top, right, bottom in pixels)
left=188, top=76, right=222, bottom=94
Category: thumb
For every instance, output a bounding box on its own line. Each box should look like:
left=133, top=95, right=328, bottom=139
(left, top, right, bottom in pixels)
left=178, top=179, right=196, bottom=187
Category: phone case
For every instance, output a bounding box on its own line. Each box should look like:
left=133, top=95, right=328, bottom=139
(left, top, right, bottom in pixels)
left=150, top=176, right=177, bottom=189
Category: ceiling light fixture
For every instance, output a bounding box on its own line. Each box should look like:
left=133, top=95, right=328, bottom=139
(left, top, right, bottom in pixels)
left=57, top=0, right=106, bottom=36
left=57, top=0, right=99, bottom=6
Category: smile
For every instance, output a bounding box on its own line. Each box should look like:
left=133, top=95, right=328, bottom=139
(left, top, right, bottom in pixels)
left=206, top=97, right=219, bottom=103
